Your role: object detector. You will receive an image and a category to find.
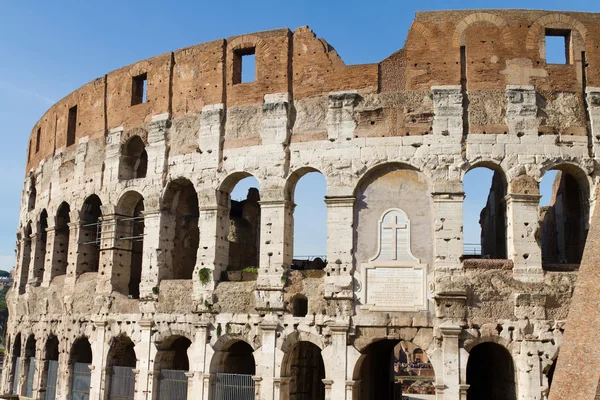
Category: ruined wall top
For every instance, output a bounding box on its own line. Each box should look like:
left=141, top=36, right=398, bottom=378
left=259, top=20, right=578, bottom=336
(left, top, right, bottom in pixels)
left=24, top=9, right=600, bottom=171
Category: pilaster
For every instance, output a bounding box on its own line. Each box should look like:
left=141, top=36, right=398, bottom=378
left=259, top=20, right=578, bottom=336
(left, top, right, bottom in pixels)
left=96, top=212, right=133, bottom=295
left=90, top=321, right=107, bottom=400
left=439, top=324, right=463, bottom=400
left=146, top=114, right=169, bottom=177
left=324, top=196, right=354, bottom=300
left=322, top=324, right=349, bottom=399
left=26, top=230, right=46, bottom=288
left=505, top=193, right=543, bottom=282
left=139, top=210, right=164, bottom=298
left=432, top=190, right=465, bottom=269
left=134, top=320, right=154, bottom=400
left=256, top=320, right=278, bottom=400
left=431, top=86, right=463, bottom=137
left=198, top=103, right=225, bottom=169
left=104, top=126, right=124, bottom=183
left=586, top=87, right=600, bottom=157
left=506, top=85, right=538, bottom=136
left=327, top=91, right=358, bottom=141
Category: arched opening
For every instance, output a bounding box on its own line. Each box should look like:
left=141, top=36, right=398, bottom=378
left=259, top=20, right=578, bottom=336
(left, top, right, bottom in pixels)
left=287, top=170, right=327, bottom=271
left=116, top=191, right=145, bottom=298
left=223, top=175, right=260, bottom=274
left=23, top=335, right=36, bottom=398
left=463, top=166, right=507, bottom=259
left=155, top=336, right=192, bottom=400
left=539, top=167, right=589, bottom=270
left=53, top=202, right=71, bottom=278
left=69, top=337, right=93, bottom=400
left=28, top=183, right=36, bottom=212
left=119, top=135, right=148, bottom=180
left=211, top=340, right=256, bottom=399
left=281, top=341, right=325, bottom=400
left=107, top=335, right=137, bottom=400
left=162, top=179, right=199, bottom=280
left=79, top=195, right=103, bottom=273
left=11, top=333, right=22, bottom=395
left=19, top=223, right=33, bottom=294
left=31, top=209, right=48, bottom=284
left=42, top=335, right=59, bottom=400
left=355, top=339, right=435, bottom=400
left=466, top=342, right=516, bottom=400
left=292, top=295, right=308, bottom=317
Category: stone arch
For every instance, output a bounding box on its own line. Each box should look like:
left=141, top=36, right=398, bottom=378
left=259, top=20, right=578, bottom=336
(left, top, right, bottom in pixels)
left=280, top=340, right=325, bottom=400
left=227, top=34, right=267, bottom=84
left=10, top=333, right=22, bottom=395
left=30, top=209, right=48, bottom=285
left=209, top=338, right=256, bottom=375
left=284, top=166, right=326, bottom=202
left=40, top=335, right=60, bottom=400
left=119, top=135, right=147, bottom=180
left=453, top=12, right=512, bottom=47
left=408, top=21, right=439, bottom=50
left=18, top=222, right=33, bottom=294
left=114, top=190, right=145, bottom=297
left=279, top=330, right=325, bottom=354
left=526, top=13, right=588, bottom=51
left=466, top=340, right=516, bottom=400
left=105, top=334, right=137, bottom=400
left=79, top=194, right=102, bottom=274
left=463, top=335, right=513, bottom=353
left=51, top=201, right=71, bottom=279
left=354, top=161, right=424, bottom=195
left=160, top=178, right=199, bottom=280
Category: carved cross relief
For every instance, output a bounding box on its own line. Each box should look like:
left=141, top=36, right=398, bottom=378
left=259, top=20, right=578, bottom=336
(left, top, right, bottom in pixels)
left=372, top=209, right=418, bottom=263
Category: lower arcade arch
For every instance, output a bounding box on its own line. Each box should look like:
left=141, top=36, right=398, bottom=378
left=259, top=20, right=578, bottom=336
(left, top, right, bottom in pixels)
left=106, top=335, right=137, bottom=400
left=155, top=336, right=192, bottom=400
left=466, top=342, right=516, bottom=400
left=41, top=335, right=60, bottom=400
left=23, top=335, right=37, bottom=398
left=210, top=339, right=256, bottom=399
left=354, top=339, right=435, bottom=400
left=11, top=333, right=22, bottom=395
left=280, top=341, right=325, bottom=400
left=69, top=337, right=93, bottom=400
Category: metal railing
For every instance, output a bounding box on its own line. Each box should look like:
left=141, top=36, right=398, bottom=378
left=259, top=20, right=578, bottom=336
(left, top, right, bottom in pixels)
left=79, top=216, right=145, bottom=246
left=291, top=255, right=327, bottom=270
left=109, top=366, right=135, bottom=400
left=159, top=369, right=188, bottom=400
left=213, top=373, right=255, bottom=400
left=45, top=360, right=59, bottom=400
left=71, top=362, right=92, bottom=400
left=463, top=243, right=482, bottom=256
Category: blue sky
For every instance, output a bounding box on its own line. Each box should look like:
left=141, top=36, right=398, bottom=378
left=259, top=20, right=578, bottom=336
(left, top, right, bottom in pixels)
left=0, top=0, right=597, bottom=271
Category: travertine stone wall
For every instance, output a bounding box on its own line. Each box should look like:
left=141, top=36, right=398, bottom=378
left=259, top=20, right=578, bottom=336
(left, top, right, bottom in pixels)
left=6, top=9, right=600, bottom=400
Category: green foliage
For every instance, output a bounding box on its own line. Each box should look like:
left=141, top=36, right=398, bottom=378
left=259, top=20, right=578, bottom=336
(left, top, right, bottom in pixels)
left=0, top=270, right=9, bottom=278
left=280, top=273, right=287, bottom=284
left=226, top=322, right=232, bottom=335
left=242, top=266, right=258, bottom=273
left=217, top=323, right=222, bottom=337
left=226, top=265, right=234, bottom=271
left=198, top=268, right=211, bottom=285
left=204, top=300, right=212, bottom=311
left=152, top=286, right=159, bottom=296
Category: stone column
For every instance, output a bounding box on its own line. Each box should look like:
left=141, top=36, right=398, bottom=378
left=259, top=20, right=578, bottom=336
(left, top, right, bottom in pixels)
left=16, top=354, right=26, bottom=397
left=256, top=198, right=293, bottom=311
left=134, top=320, right=153, bottom=400
left=188, top=322, right=209, bottom=400
left=185, top=372, right=195, bottom=399
left=322, top=324, right=349, bottom=399
left=27, top=226, right=46, bottom=288
left=439, top=324, right=463, bottom=400
left=274, top=377, right=291, bottom=400
left=96, top=210, right=134, bottom=295
left=505, top=193, right=543, bottom=282
left=41, top=223, right=57, bottom=287
left=201, top=374, right=213, bottom=400
left=432, top=190, right=465, bottom=269
left=138, top=210, right=169, bottom=299
left=90, top=321, right=107, bottom=400
left=146, top=114, right=169, bottom=177
left=323, top=196, right=354, bottom=300
left=256, top=320, right=278, bottom=400
left=194, top=204, right=229, bottom=305
left=345, top=380, right=358, bottom=400
left=586, top=87, right=600, bottom=156
left=64, top=211, right=85, bottom=290
left=103, top=127, right=123, bottom=183
left=16, top=236, right=31, bottom=294
left=515, top=340, right=543, bottom=400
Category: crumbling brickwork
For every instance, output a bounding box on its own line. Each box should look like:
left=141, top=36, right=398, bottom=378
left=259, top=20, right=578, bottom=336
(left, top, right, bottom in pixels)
left=5, top=9, right=600, bottom=400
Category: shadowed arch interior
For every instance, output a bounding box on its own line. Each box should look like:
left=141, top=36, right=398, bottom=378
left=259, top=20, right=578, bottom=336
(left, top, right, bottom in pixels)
left=117, top=191, right=145, bottom=298
left=119, top=135, right=147, bottom=180
left=210, top=339, right=256, bottom=375
left=53, top=202, right=71, bottom=278
left=281, top=341, right=325, bottom=400
left=467, top=342, right=516, bottom=400
left=80, top=195, right=103, bottom=273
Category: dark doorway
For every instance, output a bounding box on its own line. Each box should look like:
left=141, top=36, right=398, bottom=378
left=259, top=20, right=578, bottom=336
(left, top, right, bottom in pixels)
left=467, top=342, right=516, bottom=400
left=283, top=341, right=325, bottom=400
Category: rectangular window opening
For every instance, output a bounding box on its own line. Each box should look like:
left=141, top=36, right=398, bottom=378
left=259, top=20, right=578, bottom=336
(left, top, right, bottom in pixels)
left=131, top=73, right=148, bottom=106
left=67, top=105, right=77, bottom=147
left=545, top=29, right=571, bottom=64
left=233, top=48, right=256, bottom=84
left=35, top=128, right=41, bottom=153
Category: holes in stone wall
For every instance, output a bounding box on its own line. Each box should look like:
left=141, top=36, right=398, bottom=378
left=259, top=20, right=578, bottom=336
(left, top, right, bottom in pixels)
left=67, top=105, right=77, bottom=147
left=233, top=47, right=256, bottom=84
left=131, top=73, right=148, bottom=106
left=545, top=29, right=571, bottom=64
left=292, top=295, right=308, bottom=317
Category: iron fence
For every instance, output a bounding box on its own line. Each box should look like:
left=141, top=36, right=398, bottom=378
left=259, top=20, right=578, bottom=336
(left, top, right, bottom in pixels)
left=45, top=360, right=59, bottom=400
left=71, top=362, right=92, bottom=400
left=159, top=369, right=188, bottom=400
left=109, top=366, right=135, bottom=400
left=213, top=373, right=255, bottom=400
left=26, top=357, right=36, bottom=397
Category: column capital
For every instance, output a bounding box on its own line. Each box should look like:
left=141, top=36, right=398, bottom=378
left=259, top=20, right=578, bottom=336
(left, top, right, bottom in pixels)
left=439, top=324, right=462, bottom=338
left=324, top=196, right=355, bottom=206
left=257, top=199, right=293, bottom=208
left=504, top=193, right=541, bottom=203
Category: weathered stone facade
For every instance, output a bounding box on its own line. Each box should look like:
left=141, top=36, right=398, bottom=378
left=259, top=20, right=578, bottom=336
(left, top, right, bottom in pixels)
left=4, top=9, right=600, bottom=400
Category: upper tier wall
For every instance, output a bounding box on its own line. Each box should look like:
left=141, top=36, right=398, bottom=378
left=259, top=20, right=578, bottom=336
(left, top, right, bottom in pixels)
left=25, top=10, right=600, bottom=171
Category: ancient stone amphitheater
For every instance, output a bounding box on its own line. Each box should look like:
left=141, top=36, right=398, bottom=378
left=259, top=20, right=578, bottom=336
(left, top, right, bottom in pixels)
left=3, top=8, right=600, bottom=400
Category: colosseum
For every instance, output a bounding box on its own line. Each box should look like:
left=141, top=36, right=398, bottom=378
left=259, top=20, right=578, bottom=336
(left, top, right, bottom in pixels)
left=3, top=8, right=600, bottom=400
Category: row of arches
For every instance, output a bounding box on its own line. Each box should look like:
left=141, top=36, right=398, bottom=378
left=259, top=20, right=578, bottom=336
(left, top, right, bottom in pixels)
left=19, top=160, right=590, bottom=296
left=8, top=330, right=552, bottom=400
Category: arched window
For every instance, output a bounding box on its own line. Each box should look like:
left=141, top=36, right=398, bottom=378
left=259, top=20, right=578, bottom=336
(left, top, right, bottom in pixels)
left=162, top=179, right=199, bottom=279
left=226, top=176, right=260, bottom=273
left=463, top=166, right=507, bottom=259
left=52, top=202, right=71, bottom=278
left=28, top=183, right=36, bottom=212
left=11, top=334, right=22, bottom=395
left=467, top=342, right=516, bottom=400
left=69, top=338, right=93, bottom=400
left=119, top=136, right=147, bottom=180
left=30, top=210, right=48, bottom=284
left=116, top=191, right=144, bottom=298
left=107, top=335, right=137, bottom=400
left=79, top=195, right=102, bottom=273
left=281, top=341, right=324, bottom=400
left=23, top=335, right=36, bottom=398
left=156, top=336, right=191, bottom=400
left=287, top=169, right=327, bottom=271
left=42, top=335, right=59, bottom=400
left=539, top=167, right=589, bottom=270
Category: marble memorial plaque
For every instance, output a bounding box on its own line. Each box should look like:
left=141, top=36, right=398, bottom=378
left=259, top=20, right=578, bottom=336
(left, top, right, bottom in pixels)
left=365, top=266, right=425, bottom=309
